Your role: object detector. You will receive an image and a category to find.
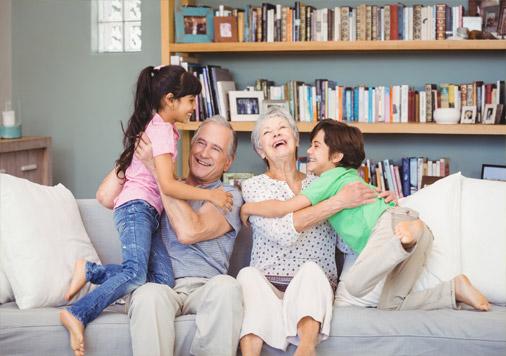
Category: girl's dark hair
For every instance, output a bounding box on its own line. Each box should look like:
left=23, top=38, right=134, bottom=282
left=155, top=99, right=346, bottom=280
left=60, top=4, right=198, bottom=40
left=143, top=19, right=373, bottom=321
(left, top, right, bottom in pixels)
left=310, top=119, right=365, bottom=169
left=115, top=65, right=201, bottom=177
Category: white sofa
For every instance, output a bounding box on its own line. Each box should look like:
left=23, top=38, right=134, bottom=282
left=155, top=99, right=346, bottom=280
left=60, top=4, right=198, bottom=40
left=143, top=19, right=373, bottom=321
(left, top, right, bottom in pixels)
left=1, top=173, right=505, bottom=355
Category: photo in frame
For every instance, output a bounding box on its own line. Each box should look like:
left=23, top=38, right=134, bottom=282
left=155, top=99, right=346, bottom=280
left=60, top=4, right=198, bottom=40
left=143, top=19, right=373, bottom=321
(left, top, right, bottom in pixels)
left=229, top=91, right=264, bottom=121
left=481, top=2, right=501, bottom=32
left=222, top=172, right=254, bottom=190
left=497, top=1, right=506, bottom=35
left=460, top=105, right=477, bottom=124
left=175, top=7, right=214, bottom=43
left=481, top=164, right=506, bottom=181
left=214, top=16, right=238, bottom=42
left=483, top=104, right=497, bottom=124
left=261, top=99, right=290, bottom=114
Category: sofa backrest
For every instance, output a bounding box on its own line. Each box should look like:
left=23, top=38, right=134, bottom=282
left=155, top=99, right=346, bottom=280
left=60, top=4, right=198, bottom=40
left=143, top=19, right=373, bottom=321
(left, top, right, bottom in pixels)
left=77, top=199, right=252, bottom=276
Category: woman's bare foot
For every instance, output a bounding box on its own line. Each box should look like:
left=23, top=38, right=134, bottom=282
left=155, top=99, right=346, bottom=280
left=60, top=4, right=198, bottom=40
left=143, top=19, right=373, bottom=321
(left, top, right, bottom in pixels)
left=64, top=259, right=87, bottom=302
left=60, top=309, right=85, bottom=356
left=454, top=274, right=490, bottom=311
left=394, top=219, right=424, bottom=250
left=294, top=343, right=316, bottom=356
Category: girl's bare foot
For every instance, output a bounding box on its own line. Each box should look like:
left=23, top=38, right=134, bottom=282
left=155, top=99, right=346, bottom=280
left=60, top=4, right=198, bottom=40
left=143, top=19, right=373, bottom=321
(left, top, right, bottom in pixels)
left=294, top=343, right=316, bottom=356
left=64, top=259, right=87, bottom=302
left=394, top=219, right=424, bottom=250
left=454, top=274, right=490, bottom=311
left=60, top=309, right=85, bottom=356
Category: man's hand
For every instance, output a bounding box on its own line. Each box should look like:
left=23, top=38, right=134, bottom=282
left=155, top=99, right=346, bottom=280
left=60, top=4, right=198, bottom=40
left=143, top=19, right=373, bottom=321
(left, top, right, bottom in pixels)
left=208, top=188, right=234, bottom=211
left=134, top=133, right=155, bottom=174
left=329, top=181, right=378, bottom=209
left=376, top=187, right=398, bottom=205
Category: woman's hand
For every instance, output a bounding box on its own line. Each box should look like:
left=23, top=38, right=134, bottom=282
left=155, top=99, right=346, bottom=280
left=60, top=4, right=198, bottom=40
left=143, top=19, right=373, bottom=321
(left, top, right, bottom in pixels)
left=329, top=181, right=378, bottom=209
left=376, top=187, right=398, bottom=205
left=240, top=204, right=251, bottom=226
left=134, top=133, right=155, bottom=174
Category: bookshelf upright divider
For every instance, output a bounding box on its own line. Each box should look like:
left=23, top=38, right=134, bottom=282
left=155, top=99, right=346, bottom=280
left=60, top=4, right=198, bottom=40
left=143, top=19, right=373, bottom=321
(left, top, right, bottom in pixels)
left=162, top=0, right=506, bottom=178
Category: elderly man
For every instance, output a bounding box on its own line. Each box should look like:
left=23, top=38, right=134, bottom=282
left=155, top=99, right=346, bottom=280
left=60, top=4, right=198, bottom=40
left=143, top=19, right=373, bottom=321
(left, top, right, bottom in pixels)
left=96, top=116, right=244, bottom=356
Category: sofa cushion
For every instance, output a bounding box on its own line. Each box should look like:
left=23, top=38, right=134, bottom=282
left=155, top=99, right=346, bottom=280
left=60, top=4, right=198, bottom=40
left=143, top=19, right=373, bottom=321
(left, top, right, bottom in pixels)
left=460, top=176, right=506, bottom=305
left=317, top=305, right=506, bottom=355
left=0, top=269, right=14, bottom=304
left=77, top=199, right=122, bottom=265
left=399, top=173, right=462, bottom=292
left=0, top=174, right=101, bottom=309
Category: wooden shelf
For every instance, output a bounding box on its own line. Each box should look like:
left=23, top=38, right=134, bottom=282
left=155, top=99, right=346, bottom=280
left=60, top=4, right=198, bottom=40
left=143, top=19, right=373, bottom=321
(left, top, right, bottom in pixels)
left=169, top=40, right=506, bottom=54
left=177, top=122, right=506, bottom=135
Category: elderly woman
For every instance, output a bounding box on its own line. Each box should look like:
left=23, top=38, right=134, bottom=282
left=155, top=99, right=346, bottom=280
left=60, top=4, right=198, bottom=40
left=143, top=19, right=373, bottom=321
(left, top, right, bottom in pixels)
left=236, top=108, right=395, bottom=356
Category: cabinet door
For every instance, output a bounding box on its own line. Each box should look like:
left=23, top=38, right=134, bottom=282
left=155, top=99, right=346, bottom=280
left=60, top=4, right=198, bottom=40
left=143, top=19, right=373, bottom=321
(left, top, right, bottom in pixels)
left=0, top=152, right=18, bottom=176
left=15, top=149, right=45, bottom=184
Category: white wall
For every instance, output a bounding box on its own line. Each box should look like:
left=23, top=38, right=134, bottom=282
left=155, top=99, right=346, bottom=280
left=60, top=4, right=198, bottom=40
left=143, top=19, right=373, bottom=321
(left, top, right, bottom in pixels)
left=0, top=0, right=12, bottom=110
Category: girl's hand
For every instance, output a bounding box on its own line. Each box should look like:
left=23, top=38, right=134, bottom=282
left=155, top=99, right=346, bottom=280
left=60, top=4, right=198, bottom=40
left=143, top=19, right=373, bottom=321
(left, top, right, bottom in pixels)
left=209, top=188, right=234, bottom=211
left=331, top=181, right=378, bottom=209
left=376, top=187, right=398, bottom=205
left=240, top=204, right=251, bottom=227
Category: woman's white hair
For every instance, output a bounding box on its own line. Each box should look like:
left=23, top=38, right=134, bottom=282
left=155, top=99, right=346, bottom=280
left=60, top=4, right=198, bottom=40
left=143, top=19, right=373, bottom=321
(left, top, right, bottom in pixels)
left=251, top=107, right=299, bottom=157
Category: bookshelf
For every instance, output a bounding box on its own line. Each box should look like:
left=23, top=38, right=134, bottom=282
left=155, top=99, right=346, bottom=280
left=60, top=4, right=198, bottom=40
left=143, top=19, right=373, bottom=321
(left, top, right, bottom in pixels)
left=162, top=0, right=506, bottom=177
left=170, top=40, right=506, bottom=54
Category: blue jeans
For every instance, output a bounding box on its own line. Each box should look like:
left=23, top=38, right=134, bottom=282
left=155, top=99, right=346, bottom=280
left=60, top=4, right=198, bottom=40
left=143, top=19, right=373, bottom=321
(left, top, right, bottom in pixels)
left=67, top=199, right=175, bottom=326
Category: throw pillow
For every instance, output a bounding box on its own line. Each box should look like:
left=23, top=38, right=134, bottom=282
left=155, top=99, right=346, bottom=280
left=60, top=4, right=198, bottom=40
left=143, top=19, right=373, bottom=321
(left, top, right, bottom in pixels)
left=0, top=174, right=101, bottom=309
left=0, top=268, right=14, bottom=304
left=399, top=172, right=463, bottom=292
left=460, top=176, right=506, bottom=305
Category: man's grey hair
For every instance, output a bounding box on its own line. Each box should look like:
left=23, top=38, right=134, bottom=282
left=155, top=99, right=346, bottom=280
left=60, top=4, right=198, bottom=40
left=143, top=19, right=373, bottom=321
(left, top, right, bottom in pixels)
left=251, top=107, right=299, bottom=157
left=191, top=115, right=238, bottom=159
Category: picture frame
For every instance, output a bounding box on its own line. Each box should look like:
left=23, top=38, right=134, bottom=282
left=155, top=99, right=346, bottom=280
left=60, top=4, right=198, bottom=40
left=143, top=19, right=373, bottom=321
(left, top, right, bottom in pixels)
left=222, top=172, right=254, bottom=190
left=482, top=4, right=500, bottom=33
left=229, top=91, right=264, bottom=121
left=460, top=105, right=477, bottom=124
left=497, top=1, right=506, bottom=35
left=483, top=104, right=497, bottom=124
left=214, top=16, right=238, bottom=42
left=261, top=99, right=290, bottom=114
left=175, top=7, right=214, bottom=43
left=481, top=164, right=506, bottom=181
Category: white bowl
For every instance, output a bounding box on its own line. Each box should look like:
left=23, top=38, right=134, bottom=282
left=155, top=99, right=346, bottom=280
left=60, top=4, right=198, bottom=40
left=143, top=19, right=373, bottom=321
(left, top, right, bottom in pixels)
left=433, top=108, right=460, bottom=124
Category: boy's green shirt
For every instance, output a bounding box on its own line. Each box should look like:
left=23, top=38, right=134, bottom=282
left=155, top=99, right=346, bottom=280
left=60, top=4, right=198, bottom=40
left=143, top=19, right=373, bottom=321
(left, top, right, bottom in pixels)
left=301, top=167, right=394, bottom=254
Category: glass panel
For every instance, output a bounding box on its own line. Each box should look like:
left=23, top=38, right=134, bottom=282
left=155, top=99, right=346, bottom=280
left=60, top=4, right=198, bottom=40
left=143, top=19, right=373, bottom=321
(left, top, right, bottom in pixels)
left=124, top=21, right=142, bottom=52
left=98, top=0, right=123, bottom=22
left=98, top=22, right=124, bottom=52
left=124, top=0, right=141, bottom=21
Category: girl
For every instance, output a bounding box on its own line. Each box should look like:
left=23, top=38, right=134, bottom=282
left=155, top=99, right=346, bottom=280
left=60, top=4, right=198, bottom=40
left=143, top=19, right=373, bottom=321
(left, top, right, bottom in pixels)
left=60, top=65, right=233, bottom=356
left=241, top=119, right=489, bottom=313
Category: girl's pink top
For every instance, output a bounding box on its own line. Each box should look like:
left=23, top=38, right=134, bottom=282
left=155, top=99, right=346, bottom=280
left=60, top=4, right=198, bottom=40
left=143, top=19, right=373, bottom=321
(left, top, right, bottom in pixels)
left=114, top=113, right=179, bottom=214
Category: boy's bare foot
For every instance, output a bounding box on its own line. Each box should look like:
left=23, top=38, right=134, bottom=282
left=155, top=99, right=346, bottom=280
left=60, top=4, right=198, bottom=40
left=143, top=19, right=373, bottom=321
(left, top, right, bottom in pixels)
left=394, top=219, right=424, bottom=250
left=60, top=309, right=85, bottom=356
left=454, top=274, right=490, bottom=311
left=64, top=259, right=87, bottom=302
left=294, top=343, right=316, bottom=356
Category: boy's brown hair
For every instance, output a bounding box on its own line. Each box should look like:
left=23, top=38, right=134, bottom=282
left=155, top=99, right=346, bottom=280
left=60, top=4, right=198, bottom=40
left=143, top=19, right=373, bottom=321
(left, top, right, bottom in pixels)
left=310, top=119, right=365, bottom=169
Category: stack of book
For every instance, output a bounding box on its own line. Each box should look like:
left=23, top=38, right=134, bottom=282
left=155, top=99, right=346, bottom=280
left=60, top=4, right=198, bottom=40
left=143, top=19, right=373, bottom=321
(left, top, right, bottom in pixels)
left=257, top=78, right=506, bottom=124
left=208, top=2, right=469, bottom=43
left=359, top=157, right=450, bottom=197
left=172, top=55, right=236, bottom=121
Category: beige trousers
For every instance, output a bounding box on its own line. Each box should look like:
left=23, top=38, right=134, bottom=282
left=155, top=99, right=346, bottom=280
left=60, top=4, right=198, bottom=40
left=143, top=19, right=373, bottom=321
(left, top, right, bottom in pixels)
left=128, top=275, right=243, bottom=356
left=343, top=207, right=457, bottom=311
left=237, top=261, right=334, bottom=351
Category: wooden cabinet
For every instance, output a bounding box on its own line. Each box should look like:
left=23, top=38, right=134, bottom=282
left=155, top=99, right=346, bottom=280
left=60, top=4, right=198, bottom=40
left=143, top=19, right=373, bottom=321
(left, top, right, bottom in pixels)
left=0, top=137, right=52, bottom=185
